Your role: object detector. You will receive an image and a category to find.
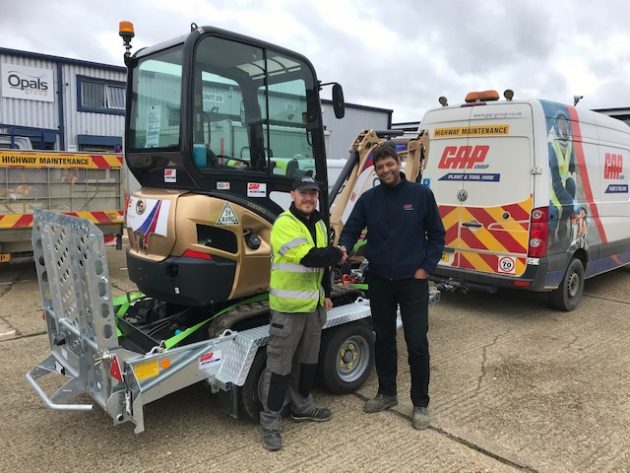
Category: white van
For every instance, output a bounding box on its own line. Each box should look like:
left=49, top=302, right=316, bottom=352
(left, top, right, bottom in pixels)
left=421, top=90, right=630, bottom=310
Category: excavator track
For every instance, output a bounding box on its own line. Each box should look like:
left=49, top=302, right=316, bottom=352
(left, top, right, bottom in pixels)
left=206, top=285, right=365, bottom=338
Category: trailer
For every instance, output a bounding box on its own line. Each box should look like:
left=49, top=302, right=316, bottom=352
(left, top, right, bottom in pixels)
left=26, top=210, right=439, bottom=433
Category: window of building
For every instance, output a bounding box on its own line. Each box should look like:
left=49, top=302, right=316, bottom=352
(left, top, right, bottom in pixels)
left=0, top=128, right=57, bottom=149
left=77, top=75, right=126, bottom=115
left=77, top=134, right=122, bottom=153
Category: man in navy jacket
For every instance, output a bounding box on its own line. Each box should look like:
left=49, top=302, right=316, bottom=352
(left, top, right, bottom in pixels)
left=339, top=144, right=445, bottom=429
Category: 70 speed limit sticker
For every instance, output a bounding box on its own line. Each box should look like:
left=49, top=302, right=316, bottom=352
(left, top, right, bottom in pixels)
left=497, top=256, right=516, bottom=274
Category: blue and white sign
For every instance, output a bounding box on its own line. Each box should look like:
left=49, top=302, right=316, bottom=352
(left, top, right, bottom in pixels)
left=605, top=184, right=628, bottom=194
left=438, top=173, right=501, bottom=182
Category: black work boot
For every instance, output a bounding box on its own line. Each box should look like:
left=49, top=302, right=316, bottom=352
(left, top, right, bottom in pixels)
left=262, top=429, right=282, bottom=451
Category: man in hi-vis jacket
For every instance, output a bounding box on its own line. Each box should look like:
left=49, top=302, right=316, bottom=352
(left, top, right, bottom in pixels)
left=260, top=176, right=346, bottom=451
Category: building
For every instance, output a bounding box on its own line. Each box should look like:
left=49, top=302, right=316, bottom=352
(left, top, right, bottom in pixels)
left=0, top=47, right=391, bottom=160
left=593, top=107, right=630, bottom=127
left=322, top=100, right=392, bottom=159
left=0, top=47, right=126, bottom=152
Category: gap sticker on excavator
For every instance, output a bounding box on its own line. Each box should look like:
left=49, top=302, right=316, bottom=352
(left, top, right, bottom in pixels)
left=247, top=182, right=267, bottom=197
left=164, top=168, right=176, bottom=183
left=216, top=202, right=239, bottom=225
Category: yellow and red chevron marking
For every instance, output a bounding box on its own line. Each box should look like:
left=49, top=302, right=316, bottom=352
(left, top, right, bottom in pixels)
left=0, top=151, right=123, bottom=169
left=438, top=196, right=533, bottom=276
left=459, top=252, right=528, bottom=276
left=0, top=211, right=124, bottom=230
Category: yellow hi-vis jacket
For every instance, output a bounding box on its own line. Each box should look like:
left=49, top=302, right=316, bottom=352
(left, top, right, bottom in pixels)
left=549, top=137, right=573, bottom=210
left=269, top=210, right=328, bottom=313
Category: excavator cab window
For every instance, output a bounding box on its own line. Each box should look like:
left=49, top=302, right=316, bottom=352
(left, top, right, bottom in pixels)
left=127, top=45, right=183, bottom=170
left=191, top=35, right=318, bottom=179
left=125, top=29, right=328, bottom=212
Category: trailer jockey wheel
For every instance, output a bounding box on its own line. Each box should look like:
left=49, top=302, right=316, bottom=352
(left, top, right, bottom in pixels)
left=317, top=322, right=374, bottom=394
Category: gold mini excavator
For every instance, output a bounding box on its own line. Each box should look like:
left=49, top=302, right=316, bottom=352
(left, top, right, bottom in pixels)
left=119, top=22, right=429, bottom=345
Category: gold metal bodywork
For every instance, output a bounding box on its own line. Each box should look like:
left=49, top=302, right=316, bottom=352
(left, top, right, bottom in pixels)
left=126, top=188, right=272, bottom=300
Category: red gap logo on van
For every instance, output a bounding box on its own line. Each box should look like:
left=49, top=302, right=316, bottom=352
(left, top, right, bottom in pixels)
left=438, top=145, right=489, bottom=169
left=604, top=153, right=628, bottom=194
left=604, top=153, right=623, bottom=180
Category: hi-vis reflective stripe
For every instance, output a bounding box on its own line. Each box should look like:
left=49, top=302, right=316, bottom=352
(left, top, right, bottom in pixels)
left=0, top=151, right=123, bottom=169
left=316, top=220, right=327, bottom=235
left=278, top=238, right=308, bottom=255
left=0, top=210, right=124, bottom=229
left=271, top=263, right=320, bottom=273
left=269, top=288, right=320, bottom=300
left=438, top=196, right=532, bottom=276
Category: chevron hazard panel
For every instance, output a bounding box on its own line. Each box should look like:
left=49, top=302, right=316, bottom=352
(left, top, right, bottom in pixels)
left=439, top=196, right=533, bottom=276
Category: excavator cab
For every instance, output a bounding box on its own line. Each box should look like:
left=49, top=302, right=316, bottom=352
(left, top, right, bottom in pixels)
left=121, top=24, right=343, bottom=307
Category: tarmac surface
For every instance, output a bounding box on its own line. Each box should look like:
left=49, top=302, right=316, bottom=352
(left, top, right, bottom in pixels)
left=1, top=247, right=629, bottom=472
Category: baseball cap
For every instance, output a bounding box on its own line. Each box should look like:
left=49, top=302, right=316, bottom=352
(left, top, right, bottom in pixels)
left=291, top=175, right=320, bottom=191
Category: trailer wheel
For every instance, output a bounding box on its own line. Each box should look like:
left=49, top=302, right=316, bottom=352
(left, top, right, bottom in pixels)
left=318, top=322, right=374, bottom=394
left=240, top=349, right=267, bottom=422
left=548, top=257, right=585, bottom=311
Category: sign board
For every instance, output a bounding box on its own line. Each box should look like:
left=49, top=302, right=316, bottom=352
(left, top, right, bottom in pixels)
left=1, top=63, right=54, bottom=102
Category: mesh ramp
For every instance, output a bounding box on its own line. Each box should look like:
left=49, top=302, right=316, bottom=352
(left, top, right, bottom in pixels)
left=26, top=209, right=118, bottom=411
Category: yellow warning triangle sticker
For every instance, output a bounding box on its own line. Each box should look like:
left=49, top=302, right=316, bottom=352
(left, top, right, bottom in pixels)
left=216, top=202, right=239, bottom=225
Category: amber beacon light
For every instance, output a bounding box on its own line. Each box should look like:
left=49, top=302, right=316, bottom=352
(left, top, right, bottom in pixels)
left=119, top=21, right=135, bottom=63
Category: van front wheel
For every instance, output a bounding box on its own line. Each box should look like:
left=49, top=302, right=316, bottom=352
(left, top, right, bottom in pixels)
left=548, top=258, right=584, bottom=311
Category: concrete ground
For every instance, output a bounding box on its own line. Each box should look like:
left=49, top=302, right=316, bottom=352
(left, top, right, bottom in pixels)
left=1, top=247, right=629, bottom=473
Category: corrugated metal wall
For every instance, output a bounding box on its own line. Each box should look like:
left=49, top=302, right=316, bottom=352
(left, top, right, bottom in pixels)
left=0, top=53, right=58, bottom=130
left=62, top=64, right=125, bottom=149
left=322, top=103, right=391, bottom=160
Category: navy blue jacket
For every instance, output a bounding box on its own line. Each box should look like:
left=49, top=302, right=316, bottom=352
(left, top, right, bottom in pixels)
left=339, top=175, right=445, bottom=281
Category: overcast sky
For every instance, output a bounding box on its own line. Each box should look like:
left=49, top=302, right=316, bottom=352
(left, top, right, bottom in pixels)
left=1, top=0, right=629, bottom=122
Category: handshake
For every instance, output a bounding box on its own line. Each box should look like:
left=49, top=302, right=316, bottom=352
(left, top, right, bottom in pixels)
left=336, top=245, right=348, bottom=265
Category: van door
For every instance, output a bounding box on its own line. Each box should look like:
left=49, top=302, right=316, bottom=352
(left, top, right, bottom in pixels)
left=423, top=103, right=534, bottom=277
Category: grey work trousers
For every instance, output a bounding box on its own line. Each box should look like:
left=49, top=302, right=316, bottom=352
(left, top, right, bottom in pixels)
left=259, top=306, right=327, bottom=431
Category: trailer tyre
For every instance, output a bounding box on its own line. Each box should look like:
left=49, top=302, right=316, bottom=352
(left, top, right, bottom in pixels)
left=548, top=257, right=584, bottom=311
left=240, top=349, right=267, bottom=422
left=318, top=322, right=374, bottom=394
